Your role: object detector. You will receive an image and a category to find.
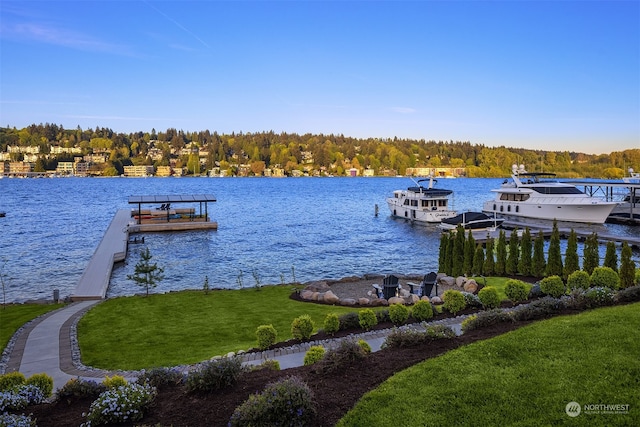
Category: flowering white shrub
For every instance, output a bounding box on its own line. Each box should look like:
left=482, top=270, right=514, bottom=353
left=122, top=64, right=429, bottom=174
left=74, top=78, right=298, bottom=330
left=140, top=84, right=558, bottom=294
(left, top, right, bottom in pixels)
left=0, top=384, right=44, bottom=411
left=0, top=412, right=35, bottom=426
left=84, top=382, right=157, bottom=425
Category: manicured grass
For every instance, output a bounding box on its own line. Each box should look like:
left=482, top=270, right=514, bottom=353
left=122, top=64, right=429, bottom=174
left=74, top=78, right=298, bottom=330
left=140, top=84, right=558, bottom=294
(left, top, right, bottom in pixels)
left=77, top=285, right=366, bottom=370
left=338, top=302, right=640, bottom=426
left=0, top=304, right=64, bottom=352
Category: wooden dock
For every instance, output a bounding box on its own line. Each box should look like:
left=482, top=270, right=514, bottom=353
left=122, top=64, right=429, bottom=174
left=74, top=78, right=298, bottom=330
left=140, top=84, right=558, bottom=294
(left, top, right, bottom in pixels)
left=70, top=209, right=131, bottom=301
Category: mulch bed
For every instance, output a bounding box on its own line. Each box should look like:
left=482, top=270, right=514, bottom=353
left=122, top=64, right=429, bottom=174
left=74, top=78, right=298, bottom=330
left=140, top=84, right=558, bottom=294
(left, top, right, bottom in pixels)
left=24, top=318, right=537, bottom=427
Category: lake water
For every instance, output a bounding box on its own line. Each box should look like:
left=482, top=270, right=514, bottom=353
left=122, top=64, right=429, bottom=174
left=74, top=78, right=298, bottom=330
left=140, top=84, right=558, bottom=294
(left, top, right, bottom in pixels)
left=0, top=176, right=637, bottom=303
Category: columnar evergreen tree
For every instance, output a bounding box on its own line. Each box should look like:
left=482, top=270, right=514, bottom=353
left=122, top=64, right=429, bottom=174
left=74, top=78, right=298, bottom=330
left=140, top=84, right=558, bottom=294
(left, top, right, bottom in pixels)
left=452, top=225, right=466, bottom=277
left=545, top=220, right=563, bottom=277
left=463, top=230, right=475, bottom=276
left=495, top=230, right=507, bottom=276
left=483, top=237, right=495, bottom=275
left=506, top=229, right=519, bottom=276
left=532, top=230, right=546, bottom=278
left=603, top=241, right=618, bottom=272
left=563, top=229, right=579, bottom=280
left=583, top=232, right=600, bottom=275
left=438, top=233, right=449, bottom=273
left=517, top=227, right=532, bottom=276
left=473, top=244, right=485, bottom=275
left=620, top=242, right=636, bottom=288
left=445, top=232, right=455, bottom=275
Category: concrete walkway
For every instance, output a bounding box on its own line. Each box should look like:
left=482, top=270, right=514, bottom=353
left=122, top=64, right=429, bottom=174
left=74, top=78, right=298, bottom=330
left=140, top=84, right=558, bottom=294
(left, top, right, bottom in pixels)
left=2, top=301, right=465, bottom=391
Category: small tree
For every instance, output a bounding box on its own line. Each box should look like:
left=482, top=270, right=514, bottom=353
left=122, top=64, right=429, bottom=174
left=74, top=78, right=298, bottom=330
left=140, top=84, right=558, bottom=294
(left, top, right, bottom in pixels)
left=463, top=230, right=475, bottom=276
left=495, top=230, right=507, bottom=275
left=545, top=220, right=563, bottom=277
left=445, top=232, right=455, bottom=275
left=438, top=233, right=449, bottom=273
left=532, top=230, right=546, bottom=278
left=127, top=247, right=164, bottom=297
left=603, top=241, right=618, bottom=272
left=506, top=229, right=519, bottom=276
left=620, top=242, right=636, bottom=289
left=563, top=229, right=579, bottom=280
left=203, top=276, right=210, bottom=295
left=473, top=244, right=485, bottom=276
left=518, top=228, right=532, bottom=276
left=452, top=225, right=466, bottom=277
left=583, top=232, right=600, bottom=275
left=483, top=237, right=495, bottom=276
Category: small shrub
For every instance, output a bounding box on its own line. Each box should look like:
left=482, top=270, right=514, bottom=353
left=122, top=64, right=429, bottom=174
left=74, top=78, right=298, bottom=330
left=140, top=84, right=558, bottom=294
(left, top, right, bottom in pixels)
left=567, top=270, right=591, bottom=291
left=584, top=287, right=616, bottom=308
left=528, top=283, right=544, bottom=299
left=511, top=296, right=566, bottom=321
left=376, top=309, right=390, bottom=324
left=389, top=303, right=410, bottom=325
left=0, top=384, right=44, bottom=412
left=562, top=289, right=588, bottom=310
left=136, top=367, right=185, bottom=390
left=314, top=340, right=366, bottom=374
left=338, top=312, right=360, bottom=330
left=103, top=374, right=128, bottom=389
left=616, top=284, right=640, bottom=303
left=478, top=286, right=500, bottom=309
left=303, top=346, right=326, bottom=366
left=323, top=313, right=340, bottom=335
left=461, top=291, right=482, bottom=308
left=186, top=357, right=245, bottom=393
left=461, top=309, right=513, bottom=331
left=504, top=279, right=530, bottom=303
left=256, top=324, right=278, bottom=350
left=539, top=275, right=566, bottom=298
left=411, top=300, right=434, bottom=321
left=291, top=315, right=315, bottom=340
left=256, top=359, right=280, bottom=371
left=25, top=373, right=53, bottom=398
left=382, top=328, right=426, bottom=348
left=0, top=372, right=26, bottom=391
left=0, top=413, right=34, bottom=427
left=358, top=308, right=378, bottom=330
left=424, top=324, right=456, bottom=339
left=86, top=383, right=157, bottom=425
left=357, top=339, right=372, bottom=354
left=590, top=266, right=621, bottom=290
left=443, top=290, right=466, bottom=314
left=56, top=378, right=106, bottom=400
left=229, top=376, right=316, bottom=427
left=461, top=314, right=478, bottom=332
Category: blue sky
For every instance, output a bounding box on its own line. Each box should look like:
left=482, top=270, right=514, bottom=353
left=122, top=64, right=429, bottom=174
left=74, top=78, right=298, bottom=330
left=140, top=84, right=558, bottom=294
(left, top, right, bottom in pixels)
left=1, top=1, right=638, bottom=154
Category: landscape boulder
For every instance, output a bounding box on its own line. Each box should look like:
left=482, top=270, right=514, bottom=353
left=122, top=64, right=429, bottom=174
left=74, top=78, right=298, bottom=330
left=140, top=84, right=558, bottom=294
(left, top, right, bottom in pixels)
left=340, top=298, right=357, bottom=306
left=431, top=296, right=443, bottom=304
left=463, top=279, right=478, bottom=294
left=455, top=276, right=466, bottom=288
left=323, top=290, right=340, bottom=304
left=304, top=281, right=330, bottom=292
left=439, top=276, right=456, bottom=288
left=388, top=296, right=405, bottom=305
left=358, top=297, right=371, bottom=306
left=300, top=290, right=315, bottom=300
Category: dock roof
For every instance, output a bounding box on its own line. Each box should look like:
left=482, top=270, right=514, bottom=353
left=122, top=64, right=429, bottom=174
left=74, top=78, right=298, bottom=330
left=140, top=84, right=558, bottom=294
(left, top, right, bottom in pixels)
left=128, top=194, right=216, bottom=204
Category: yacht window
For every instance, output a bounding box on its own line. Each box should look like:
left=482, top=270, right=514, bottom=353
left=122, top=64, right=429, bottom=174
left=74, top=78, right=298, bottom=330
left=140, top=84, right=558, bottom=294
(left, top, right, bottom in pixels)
left=530, top=186, right=583, bottom=195
left=516, top=206, right=519, bottom=213
left=507, top=205, right=511, bottom=212
left=411, top=200, right=418, bottom=207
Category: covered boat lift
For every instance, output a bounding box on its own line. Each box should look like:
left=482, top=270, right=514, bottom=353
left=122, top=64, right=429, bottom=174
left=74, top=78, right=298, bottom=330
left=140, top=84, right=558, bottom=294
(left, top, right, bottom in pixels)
left=128, top=194, right=218, bottom=232
left=567, top=180, right=640, bottom=225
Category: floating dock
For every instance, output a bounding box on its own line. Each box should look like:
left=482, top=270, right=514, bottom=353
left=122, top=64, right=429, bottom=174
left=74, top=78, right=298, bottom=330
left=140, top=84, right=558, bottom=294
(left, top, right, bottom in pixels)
left=70, top=209, right=130, bottom=301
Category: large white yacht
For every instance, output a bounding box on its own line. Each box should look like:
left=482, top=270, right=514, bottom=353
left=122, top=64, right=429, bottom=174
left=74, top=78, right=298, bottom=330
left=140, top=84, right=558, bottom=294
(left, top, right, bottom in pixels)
left=387, top=176, right=457, bottom=223
left=482, top=164, right=616, bottom=224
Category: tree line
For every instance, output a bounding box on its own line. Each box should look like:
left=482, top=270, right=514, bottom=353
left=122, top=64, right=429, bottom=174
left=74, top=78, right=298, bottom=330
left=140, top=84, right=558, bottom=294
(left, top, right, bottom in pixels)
left=438, top=222, right=636, bottom=288
left=1, top=123, right=638, bottom=177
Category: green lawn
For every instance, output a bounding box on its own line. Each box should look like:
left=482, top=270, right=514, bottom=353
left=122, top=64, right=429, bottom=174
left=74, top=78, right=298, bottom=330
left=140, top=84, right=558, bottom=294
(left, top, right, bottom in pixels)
left=471, top=276, right=532, bottom=301
left=338, top=302, right=640, bottom=426
left=0, top=303, right=64, bottom=352
left=77, top=285, right=366, bottom=370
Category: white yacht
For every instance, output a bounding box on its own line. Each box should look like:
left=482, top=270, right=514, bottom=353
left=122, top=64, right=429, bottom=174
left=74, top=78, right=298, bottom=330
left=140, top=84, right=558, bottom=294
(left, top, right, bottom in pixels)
left=387, top=176, right=457, bottom=223
left=482, top=164, right=616, bottom=224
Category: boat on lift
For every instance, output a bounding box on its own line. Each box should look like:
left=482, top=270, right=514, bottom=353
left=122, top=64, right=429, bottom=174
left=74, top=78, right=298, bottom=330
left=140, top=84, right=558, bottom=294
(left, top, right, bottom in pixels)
left=386, top=176, right=457, bottom=223
left=440, top=211, right=504, bottom=231
left=482, top=164, right=616, bottom=224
